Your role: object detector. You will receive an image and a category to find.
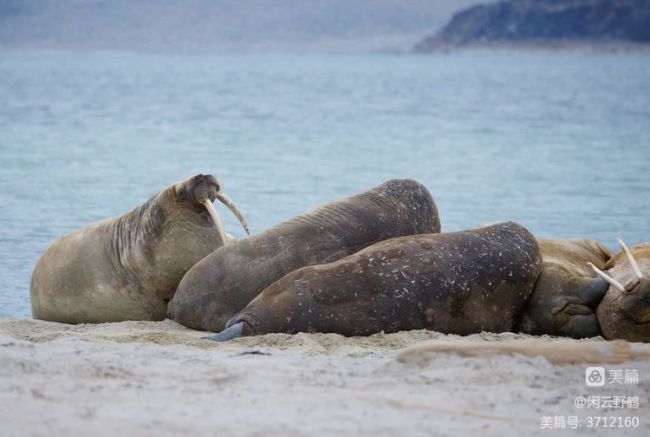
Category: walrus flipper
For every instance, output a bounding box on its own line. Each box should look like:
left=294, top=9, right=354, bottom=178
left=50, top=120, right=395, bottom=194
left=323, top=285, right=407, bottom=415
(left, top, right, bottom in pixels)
left=558, top=313, right=601, bottom=339
left=202, top=322, right=245, bottom=342
left=577, top=277, right=610, bottom=308
left=550, top=278, right=609, bottom=338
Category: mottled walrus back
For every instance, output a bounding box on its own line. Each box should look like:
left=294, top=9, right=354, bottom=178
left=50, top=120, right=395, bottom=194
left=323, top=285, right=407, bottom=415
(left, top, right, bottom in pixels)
left=169, top=179, right=440, bottom=331
left=209, top=221, right=543, bottom=340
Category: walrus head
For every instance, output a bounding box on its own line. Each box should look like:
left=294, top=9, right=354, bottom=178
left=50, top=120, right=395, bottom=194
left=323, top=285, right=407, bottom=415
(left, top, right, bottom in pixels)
left=589, top=239, right=650, bottom=342
left=174, top=174, right=250, bottom=242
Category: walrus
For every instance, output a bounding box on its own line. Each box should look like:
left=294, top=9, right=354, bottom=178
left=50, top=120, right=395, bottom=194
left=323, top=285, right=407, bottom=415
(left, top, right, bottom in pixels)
left=205, top=221, right=543, bottom=341
left=30, top=174, right=249, bottom=324
left=590, top=240, right=650, bottom=342
left=515, top=238, right=613, bottom=338
left=168, top=179, right=441, bottom=332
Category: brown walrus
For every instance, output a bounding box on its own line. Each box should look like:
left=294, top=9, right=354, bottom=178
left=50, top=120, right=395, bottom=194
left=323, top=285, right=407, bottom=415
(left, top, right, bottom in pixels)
left=169, top=179, right=441, bottom=332
left=30, top=174, right=249, bottom=323
left=515, top=238, right=613, bottom=338
left=591, top=240, right=650, bottom=342
left=205, top=221, right=543, bottom=341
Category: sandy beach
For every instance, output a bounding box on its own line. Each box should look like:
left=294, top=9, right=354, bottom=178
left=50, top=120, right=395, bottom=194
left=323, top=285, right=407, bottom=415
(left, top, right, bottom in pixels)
left=1, top=319, right=648, bottom=436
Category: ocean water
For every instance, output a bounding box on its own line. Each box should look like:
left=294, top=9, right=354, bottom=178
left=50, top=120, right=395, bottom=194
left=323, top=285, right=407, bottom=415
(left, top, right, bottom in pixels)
left=1, top=51, right=649, bottom=318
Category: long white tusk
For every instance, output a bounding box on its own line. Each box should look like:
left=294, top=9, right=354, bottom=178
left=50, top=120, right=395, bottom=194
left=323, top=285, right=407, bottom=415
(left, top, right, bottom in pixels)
left=215, top=193, right=250, bottom=235
left=587, top=262, right=625, bottom=292
left=616, top=238, right=643, bottom=279
left=203, top=199, right=227, bottom=245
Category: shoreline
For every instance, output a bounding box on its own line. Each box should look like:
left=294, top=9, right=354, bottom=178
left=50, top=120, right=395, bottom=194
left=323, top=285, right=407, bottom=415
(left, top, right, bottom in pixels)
left=412, top=40, right=650, bottom=54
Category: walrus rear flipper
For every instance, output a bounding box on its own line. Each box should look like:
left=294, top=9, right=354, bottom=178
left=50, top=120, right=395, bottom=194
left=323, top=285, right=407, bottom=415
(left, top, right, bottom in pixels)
left=202, top=322, right=245, bottom=342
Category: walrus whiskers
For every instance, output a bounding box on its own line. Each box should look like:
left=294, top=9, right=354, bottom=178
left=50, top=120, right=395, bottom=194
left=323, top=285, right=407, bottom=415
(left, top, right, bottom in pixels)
left=587, top=262, right=625, bottom=292
left=215, top=192, right=250, bottom=235
left=203, top=199, right=227, bottom=244
left=617, top=238, right=643, bottom=279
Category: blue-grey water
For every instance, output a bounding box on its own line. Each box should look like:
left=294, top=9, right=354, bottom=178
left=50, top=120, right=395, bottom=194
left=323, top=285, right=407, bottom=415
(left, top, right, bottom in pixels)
left=1, top=51, right=649, bottom=318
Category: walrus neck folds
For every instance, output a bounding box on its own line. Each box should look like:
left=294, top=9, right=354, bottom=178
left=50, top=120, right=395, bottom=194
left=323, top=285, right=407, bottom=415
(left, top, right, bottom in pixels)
left=105, top=190, right=171, bottom=279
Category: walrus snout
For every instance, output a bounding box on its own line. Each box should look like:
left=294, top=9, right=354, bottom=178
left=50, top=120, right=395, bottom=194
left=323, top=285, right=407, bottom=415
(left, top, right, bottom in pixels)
left=621, top=280, right=650, bottom=323
left=184, top=174, right=250, bottom=235
left=594, top=240, right=650, bottom=341
left=189, top=174, right=221, bottom=205
left=597, top=281, right=650, bottom=342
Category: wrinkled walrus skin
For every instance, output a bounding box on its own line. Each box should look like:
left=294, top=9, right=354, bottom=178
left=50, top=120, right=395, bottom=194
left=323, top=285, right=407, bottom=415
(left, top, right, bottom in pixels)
left=515, top=239, right=613, bottom=338
left=597, top=243, right=650, bottom=342
left=169, top=179, right=441, bottom=332
left=212, top=222, right=542, bottom=339
left=31, top=174, right=239, bottom=323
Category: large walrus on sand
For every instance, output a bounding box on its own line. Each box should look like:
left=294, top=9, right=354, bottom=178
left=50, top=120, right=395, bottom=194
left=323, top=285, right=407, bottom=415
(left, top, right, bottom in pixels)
left=206, top=221, right=543, bottom=341
left=169, top=179, right=441, bottom=332
left=31, top=174, right=249, bottom=324
left=516, top=239, right=613, bottom=338
left=590, top=241, right=650, bottom=342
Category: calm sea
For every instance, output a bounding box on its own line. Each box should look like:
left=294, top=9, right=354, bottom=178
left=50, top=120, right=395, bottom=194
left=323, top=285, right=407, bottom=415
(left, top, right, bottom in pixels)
left=1, top=51, right=649, bottom=318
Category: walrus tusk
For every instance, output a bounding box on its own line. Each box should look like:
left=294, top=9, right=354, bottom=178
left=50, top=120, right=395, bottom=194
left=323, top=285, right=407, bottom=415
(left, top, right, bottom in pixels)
left=215, top=192, right=250, bottom=235
left=617, top=238, right=643, bottom=279
left=203, top=199, right=227, bottom=245
left=201, top=322, right=245, bottom=342
left=587, top=262, right=625, bottom=292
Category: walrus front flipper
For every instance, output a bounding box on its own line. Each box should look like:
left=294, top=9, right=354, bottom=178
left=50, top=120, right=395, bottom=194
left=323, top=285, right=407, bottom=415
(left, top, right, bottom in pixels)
left=558, top=313, right=601, bottom=339
left=548, top=278, right=609, bottom=338
left=577, top=277, right=610, bottom=308
left=202, top=322, right=245, bottom=342
left=517, top=275, right=608, bottom=338
left=552, top=278, right=609, bottom=338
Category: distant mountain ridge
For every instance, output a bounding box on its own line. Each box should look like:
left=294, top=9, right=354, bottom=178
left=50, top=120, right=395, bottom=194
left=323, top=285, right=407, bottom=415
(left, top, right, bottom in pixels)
left=0, top=0, right=485, bottom=53
left=414, top=0, right=650, bottom=52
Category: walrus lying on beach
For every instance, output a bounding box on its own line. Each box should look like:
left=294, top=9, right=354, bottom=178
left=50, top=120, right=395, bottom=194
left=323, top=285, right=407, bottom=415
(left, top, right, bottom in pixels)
left=169, top=179, right=441, bottom=332
left=206, top=222, right=543, bottom=341
left=516, top=239, right=613, bottom=338
left=591, top=241, right=650, bottom=342
left=31, top=174, right=249, bottom=324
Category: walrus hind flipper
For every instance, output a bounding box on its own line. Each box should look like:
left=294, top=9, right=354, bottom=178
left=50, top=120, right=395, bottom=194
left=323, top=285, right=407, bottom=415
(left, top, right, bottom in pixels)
left=202, top=322, right=245, bottom=342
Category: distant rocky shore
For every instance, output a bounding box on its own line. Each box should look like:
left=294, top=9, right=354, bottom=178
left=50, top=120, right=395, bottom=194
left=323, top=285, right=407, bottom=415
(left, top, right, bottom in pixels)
left=413, top=0, right=650, bottom=52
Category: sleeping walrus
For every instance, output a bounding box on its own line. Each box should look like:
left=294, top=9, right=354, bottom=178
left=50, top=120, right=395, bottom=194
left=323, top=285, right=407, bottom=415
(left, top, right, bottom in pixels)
left=591, top=240, right=650, bottom=342
left=30, top=174, right=249, bottom=323
left=516, top=238, right=613, bottom=338
left=169, top=179, right=441, bottom=332
left=206, top=221, right=543, bottom=341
